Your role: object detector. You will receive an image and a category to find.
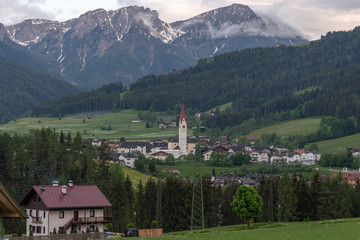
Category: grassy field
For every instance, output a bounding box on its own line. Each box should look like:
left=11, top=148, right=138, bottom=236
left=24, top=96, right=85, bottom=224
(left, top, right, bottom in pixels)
left=248, top=118, right=321, bottom=137
left=305, top=133, right=360, bottom=153
left=0, top=110, right=178, bottom=140
left=120, top=165, right=157, bottom=190
left=142, top=218, right=360, bottom=240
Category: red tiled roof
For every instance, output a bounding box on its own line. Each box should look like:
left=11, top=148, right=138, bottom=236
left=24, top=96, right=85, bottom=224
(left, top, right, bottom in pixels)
left=179, top=103, right=187, bottom=123
left=20, top=185, right=111, bottom=209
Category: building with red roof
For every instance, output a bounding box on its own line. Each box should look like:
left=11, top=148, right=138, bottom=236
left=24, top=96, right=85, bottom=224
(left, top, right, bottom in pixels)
left=20, top=181, right=112, bottom=236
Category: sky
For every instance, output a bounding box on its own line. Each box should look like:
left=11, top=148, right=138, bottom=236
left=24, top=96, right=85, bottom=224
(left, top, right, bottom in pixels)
left=0, top=0, right=359, bottom=40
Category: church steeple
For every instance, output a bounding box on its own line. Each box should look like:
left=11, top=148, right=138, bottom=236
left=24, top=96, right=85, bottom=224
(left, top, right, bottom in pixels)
left=179, top=103, right=187, bottom=155
left=180, top=102, right=187, bottom=123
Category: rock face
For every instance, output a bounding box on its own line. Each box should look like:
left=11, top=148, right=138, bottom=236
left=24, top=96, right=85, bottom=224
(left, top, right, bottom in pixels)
left=1, top=4, right=306, bottom=89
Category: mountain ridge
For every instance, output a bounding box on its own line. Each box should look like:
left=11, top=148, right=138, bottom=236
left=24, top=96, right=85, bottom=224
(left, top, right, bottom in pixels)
left=0, top=4, right=306, bottom=89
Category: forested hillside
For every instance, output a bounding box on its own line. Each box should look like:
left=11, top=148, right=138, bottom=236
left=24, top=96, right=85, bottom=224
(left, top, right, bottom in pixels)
left=32, top=27, right=360, bottom=134
left=0, top=55, right=77, bottom=122
left=32, top=82, right=126, bottom=117
left=118, top=27, right=360, bottom=128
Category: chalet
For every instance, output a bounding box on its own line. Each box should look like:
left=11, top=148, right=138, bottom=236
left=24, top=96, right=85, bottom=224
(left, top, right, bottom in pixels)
left=350, top=148, right=360, bottom=157
left=151, top=151, right=169, bottom=160
left=203, top=145, right=228, bottom=161
left=119, top=152, right=139, bottom=168
left=20, top=181, right=112, bottom=236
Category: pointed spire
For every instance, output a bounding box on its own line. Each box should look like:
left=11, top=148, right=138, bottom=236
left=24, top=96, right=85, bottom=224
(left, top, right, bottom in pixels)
left=180, top=103, right=187, bottom=123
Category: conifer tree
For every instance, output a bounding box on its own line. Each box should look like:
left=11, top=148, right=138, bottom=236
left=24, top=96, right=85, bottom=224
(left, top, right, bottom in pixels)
left=277, top=172, right=297, bottom=222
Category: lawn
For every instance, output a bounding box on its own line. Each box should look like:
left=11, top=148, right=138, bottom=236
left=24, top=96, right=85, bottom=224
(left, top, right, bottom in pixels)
left=143, top=218, right=360, bottom=240
left=0, top=110, right=178, bottom=140
left=248, top=118, right=321, bottom=137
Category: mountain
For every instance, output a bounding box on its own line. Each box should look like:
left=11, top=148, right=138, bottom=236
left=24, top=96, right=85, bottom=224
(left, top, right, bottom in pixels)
left=32, top=27, right=360, bottom=124
left=171, top=4, right=304, bottom=58
left=0, top=49, right=78, bottom=122
left=0, top=4, right=306, bottom=90
left=116, top=27, right=360, bottom=129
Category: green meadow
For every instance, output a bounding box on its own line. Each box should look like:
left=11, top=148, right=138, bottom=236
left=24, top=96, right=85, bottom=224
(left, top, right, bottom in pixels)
left=248, top=118, right=321, bottom=137
left=306, top=133, right=360, bottom=153
left=0, top=110, right=178, bottom=140
left=143, top=218, right=360, bottom=240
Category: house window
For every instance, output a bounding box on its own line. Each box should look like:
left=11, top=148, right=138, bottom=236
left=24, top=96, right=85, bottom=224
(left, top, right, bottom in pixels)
left=59, top=211, right=64, bottom=218
left=43, top=211, right=46, bottom=218
left=29, top=210, right=32, bottom=217
left=90, top=225, right=95, bottom=232
left=90, top=210, right=95, bottom=217
left=36, top=226, right=41, bottom=233
left=43, top=227, right=45, bottom=234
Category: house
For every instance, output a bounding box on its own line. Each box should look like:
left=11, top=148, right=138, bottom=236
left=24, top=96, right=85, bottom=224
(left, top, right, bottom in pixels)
left=330, top=173, right=360, bottom=186
left=119, top=152, right=139, bottom=168
left=151, top=151, right=169, bottom=160
left=203, top=145, right=228, bottom=161
left=246, top=136, right=258, bottom=145
left=20, top=181, right=112, bottom=236
left=117, top=142, right=151, bottom=156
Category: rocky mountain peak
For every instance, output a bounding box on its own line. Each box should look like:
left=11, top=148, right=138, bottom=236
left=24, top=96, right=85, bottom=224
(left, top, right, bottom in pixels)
left=0, top=4, right=307, bottom=89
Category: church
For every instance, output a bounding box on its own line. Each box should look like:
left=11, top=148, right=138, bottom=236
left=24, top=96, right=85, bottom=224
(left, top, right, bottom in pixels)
left=167, top=103, right=196, bottom=157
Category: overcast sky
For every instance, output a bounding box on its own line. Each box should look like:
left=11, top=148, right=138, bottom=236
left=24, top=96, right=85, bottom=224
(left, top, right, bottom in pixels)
left=0, top=0, right=359, bottom=40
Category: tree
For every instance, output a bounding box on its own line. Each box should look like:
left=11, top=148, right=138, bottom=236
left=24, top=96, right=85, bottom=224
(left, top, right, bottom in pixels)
left=277, top=172, right=297, bottom=222
left=231, top=185, right=263, bottom=227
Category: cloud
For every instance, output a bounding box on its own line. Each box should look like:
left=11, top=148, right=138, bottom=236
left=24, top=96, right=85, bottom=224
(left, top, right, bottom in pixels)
left=209, top=17, right=302, bottom=40
left=0, top=0, right=53, bottom=25
left=253, top=0, right=360, bottom=40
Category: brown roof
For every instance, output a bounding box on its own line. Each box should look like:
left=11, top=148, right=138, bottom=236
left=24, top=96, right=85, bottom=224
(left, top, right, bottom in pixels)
left=20, top=185, right=111, bottom=209
left=180, top=103, right=187, bottom=123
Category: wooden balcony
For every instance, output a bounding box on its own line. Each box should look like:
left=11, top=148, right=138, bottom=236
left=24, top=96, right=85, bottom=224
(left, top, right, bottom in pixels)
left=31, top=216, right=42, bottom=223
left=74, top=216, right=112, bottom=224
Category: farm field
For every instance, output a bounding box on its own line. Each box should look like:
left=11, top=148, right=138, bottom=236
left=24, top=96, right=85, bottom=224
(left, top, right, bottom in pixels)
left=143, top=218, right=360, bottom=240
left=0, top=110, right=178, bottom=140
left=248, top=118, right=321, bottom=137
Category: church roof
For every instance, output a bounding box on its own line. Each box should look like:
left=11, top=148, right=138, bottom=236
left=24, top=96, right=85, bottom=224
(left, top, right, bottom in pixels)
left=180, top=103, right=186, bottom=123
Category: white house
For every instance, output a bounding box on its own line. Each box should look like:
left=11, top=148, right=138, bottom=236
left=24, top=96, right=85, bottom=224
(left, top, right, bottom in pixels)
left=119, top=152, right=139, bottom=168
left=20, top=181, right=112, bottom=236
left=117, top=142, right=151, bottom=156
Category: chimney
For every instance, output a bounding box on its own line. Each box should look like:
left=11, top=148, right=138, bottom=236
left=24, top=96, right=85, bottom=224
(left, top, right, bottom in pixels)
left=41, top=185, right=45, bottom=191
left=68, top=180, right=74, bottom=188
left=52, top=181, right=59, bottom=186
left=62, top=185, right=67, bottom=195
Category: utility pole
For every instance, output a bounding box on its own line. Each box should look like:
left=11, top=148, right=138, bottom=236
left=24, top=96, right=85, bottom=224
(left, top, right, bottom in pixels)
left=191, top=122, right=204, bottom=230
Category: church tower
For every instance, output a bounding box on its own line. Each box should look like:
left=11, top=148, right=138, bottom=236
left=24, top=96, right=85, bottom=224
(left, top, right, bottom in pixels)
left=179, top=103, right=187, bottom=155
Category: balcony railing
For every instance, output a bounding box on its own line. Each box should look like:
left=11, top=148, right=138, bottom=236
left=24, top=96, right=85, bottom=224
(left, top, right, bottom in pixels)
left=75, top=216, right=112, bottom=224
left=31, top=216, right=42, bottom=223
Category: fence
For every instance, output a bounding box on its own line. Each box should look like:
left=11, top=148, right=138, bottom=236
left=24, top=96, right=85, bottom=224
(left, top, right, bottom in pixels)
left=10, top=232, right=106, bottom=240
left=139, top=228, right=163, bottom=237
